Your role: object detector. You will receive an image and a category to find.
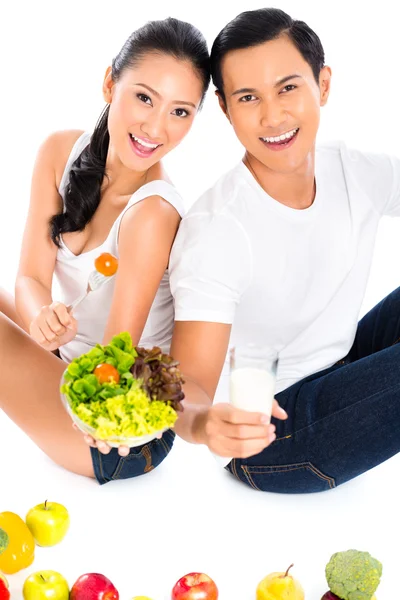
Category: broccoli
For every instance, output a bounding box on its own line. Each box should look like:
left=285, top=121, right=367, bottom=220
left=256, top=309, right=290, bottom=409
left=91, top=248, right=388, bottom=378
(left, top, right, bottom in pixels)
left=0, top=528, right=8, bottom=555
left=325, top=550, right=382, bottom=600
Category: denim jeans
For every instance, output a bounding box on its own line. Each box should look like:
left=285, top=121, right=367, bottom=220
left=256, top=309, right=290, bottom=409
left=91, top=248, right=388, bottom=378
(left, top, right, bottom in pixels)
left=91, top=428, right=175, bottom=485
left=226, top=286, right=400, bottom=493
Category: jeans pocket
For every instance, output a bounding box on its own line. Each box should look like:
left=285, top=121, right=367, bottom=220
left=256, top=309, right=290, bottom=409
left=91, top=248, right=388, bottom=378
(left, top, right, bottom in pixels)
left=111, top=430, right=176, bottom=481
left=239, top=462, right=336, bottom=493
left=157, top=428, right=176, bottom=458
left=111, top=445, right=150, bottom=480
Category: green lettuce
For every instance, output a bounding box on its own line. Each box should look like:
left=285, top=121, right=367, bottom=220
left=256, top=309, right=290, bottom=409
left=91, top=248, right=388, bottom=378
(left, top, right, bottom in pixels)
left=61, top=332, right=177, bottom=438
left=73, top=381, right=177, bottom=439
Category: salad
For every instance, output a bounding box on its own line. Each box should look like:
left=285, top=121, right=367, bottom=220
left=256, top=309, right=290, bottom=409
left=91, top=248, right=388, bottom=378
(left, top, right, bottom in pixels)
left=60, top=332, right=185, bottom=440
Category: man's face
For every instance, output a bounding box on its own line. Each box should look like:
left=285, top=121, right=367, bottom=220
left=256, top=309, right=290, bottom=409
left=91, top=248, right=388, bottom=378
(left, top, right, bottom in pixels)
left=219, top=36, right=331, bottom=173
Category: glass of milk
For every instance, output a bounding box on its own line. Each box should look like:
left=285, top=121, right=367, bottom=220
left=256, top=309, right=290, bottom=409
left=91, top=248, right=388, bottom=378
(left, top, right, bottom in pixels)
left=229, top=344, right=278, bottom=420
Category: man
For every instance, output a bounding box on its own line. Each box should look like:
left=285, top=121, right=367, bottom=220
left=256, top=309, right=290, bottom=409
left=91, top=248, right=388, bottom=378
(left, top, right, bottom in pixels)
left=168, top=7, right=400, bottom=493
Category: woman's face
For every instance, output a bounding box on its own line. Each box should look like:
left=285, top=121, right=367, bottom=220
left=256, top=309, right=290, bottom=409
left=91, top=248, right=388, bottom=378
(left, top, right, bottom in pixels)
left=219, top=36, right=331, bottom=174
left=104, top=52, right=204, bottom=171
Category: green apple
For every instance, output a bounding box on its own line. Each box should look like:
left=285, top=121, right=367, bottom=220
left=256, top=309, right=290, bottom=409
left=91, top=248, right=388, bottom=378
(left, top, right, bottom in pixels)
left=23, top=570, right=69, bottom=600
left=26, top=501, right=70, bottom=547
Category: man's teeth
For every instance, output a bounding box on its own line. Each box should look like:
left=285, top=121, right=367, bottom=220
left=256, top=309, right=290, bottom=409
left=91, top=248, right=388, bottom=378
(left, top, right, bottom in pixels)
left=130, top=134, right=159, bottom=149
left=262, top=128, right=299, bottom=143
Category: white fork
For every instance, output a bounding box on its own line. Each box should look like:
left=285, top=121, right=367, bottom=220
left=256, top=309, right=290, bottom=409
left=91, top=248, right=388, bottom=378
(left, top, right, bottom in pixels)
left=68, top=270, right=111, bottom=312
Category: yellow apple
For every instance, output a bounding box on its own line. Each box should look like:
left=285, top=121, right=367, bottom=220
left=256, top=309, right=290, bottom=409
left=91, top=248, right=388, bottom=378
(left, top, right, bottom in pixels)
left=23, top=570, right=69, bottom=600
left=256, top=564, right=304, bottom=600
left=26, top=500, right=70, bottom=546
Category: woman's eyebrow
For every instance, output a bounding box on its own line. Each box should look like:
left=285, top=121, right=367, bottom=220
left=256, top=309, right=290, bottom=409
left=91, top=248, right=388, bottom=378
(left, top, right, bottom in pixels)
left=134, top=82, right=196, bottom=108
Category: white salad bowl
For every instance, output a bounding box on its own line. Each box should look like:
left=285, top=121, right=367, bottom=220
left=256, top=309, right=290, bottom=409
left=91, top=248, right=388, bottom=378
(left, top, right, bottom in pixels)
left=60, top=370, right=169, bottom=448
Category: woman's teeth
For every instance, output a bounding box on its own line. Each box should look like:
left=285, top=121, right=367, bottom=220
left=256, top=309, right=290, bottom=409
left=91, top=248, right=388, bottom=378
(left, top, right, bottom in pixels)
left=130, top=134, right=159, bottom=149
left=261, top=128, right=299, bottom=143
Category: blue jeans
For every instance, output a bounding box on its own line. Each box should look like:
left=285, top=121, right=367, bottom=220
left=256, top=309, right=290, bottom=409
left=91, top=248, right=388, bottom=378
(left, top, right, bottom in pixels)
left=226, top=286, right=400, bottom=493
left=91, top=429, right=175, bottom=485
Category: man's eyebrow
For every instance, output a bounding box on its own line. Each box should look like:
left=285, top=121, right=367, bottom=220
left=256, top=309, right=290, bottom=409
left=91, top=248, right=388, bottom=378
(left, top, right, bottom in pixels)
left=275, top=74, right=302, bottom=87
left=231, top=87, right=257, bottom=97
left=231, top=74, right=302, bottom=97
left=134, top=83, right=196, bottom=108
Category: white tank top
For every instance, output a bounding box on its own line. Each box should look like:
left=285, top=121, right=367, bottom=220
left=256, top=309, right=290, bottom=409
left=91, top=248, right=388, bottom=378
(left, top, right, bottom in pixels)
left=54, top=132, right=185, bottom=363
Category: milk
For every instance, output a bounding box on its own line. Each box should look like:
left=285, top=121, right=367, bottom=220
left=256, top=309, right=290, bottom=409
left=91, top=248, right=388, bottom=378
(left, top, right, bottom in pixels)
left=230, top=367, right=276, bottom=417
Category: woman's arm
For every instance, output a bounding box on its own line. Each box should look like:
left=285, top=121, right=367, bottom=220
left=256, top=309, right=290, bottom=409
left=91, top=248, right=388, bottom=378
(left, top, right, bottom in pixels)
left=102, top=195, right=181, bottom=345
left=15, top=130, right=83, bottom=337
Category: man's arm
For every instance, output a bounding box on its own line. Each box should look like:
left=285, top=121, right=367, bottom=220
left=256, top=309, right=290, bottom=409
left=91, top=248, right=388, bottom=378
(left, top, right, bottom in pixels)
left=170, top=321, right=230, bottom=442
left=167, top=206, right=286, bottom=458
left=171, top=321, right=286, bottom=459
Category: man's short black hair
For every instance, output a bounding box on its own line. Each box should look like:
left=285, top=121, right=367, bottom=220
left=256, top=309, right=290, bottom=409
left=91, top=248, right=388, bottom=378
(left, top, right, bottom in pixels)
left=211, top=8, right=325, bottom=103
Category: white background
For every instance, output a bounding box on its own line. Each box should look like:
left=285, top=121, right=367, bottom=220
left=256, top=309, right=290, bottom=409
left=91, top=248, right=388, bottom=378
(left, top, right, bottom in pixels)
left=1, top=0, right=399, bottom=599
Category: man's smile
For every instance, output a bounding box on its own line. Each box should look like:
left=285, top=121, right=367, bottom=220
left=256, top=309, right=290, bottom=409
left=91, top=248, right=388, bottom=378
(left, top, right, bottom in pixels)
left=259, top=127, right=300, bottom=151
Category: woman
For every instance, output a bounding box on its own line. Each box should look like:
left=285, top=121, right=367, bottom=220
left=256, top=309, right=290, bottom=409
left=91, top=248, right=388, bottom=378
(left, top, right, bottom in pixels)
left=0, top=17, right=210, bottom=485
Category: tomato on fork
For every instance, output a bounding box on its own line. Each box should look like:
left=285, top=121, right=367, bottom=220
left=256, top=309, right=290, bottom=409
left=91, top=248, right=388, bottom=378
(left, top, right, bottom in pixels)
left=94, top=253, right=118, bottom=277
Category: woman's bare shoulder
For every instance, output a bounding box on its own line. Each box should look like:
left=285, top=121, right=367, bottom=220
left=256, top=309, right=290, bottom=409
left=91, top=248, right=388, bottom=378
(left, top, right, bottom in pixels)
left=37, top=129, right=86, bottom=187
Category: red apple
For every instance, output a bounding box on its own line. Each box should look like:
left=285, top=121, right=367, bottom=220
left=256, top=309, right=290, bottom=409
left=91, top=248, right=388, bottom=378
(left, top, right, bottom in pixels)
left=0, top=575, right=10, bottom=600
left=171, top=572, right=218, bottom=600
left=70, top=573, right=119, bottom=600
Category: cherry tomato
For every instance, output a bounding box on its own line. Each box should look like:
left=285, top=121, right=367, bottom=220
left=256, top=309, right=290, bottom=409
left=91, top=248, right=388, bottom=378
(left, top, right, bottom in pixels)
left=94, top=253, right=119, bottom=277
left=93, top=364, right=120, bottom=384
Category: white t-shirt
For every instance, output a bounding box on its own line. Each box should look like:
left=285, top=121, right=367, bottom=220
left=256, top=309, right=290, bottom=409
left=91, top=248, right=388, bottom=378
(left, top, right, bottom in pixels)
left=169, top=141, right=400, bottom=396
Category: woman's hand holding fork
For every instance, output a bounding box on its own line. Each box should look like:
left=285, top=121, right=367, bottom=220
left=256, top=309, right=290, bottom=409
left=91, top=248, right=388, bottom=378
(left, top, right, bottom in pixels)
left=29, top=301, right=78, bottom=352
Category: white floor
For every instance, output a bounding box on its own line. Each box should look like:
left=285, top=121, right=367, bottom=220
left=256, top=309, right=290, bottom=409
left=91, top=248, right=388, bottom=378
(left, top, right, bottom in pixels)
left=1, top=410, right=398, bottom=600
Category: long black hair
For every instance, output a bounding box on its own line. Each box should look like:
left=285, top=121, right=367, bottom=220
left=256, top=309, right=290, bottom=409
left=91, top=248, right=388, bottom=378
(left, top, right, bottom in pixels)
left=210, top=8, right=325, bottom=104
left=50, top=17, right=210, bottom=247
